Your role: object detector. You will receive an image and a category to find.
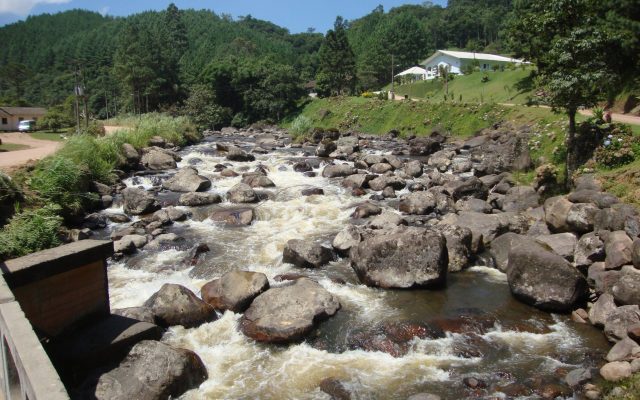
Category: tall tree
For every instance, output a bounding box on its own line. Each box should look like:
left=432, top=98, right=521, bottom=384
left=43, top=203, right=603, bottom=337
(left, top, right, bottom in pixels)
left=316, top=17, right=357, bottom=96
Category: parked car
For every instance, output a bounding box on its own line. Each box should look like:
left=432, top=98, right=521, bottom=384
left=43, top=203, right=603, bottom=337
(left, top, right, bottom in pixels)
left=17, top=120, right=37, bottom=132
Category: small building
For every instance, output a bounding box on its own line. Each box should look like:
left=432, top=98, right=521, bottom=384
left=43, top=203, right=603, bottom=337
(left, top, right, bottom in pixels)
left=421, top=50, right=527, bottom=79
left=395, top=66, right=428, bottom=83
left=0, top=106, right=47, bottom=131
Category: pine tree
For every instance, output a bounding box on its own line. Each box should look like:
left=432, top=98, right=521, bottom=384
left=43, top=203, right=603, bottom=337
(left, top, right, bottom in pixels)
left=316, top=17, right=356, bottom=96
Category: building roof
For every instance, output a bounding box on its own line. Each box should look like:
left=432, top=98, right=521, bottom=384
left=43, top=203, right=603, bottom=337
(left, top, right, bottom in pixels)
left=395, top=66, right=427, bottom=77
left=421, top=50, right=525, bottom=65
left=0, top=107, right=47, bottom=116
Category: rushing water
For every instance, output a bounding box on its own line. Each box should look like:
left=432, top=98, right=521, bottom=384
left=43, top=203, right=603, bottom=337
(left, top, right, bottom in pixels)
left=99, top=134, right=609, bottom=399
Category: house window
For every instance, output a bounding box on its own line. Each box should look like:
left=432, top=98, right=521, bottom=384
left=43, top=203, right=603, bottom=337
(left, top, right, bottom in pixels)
left=1, top=118, right=6, bottom=125
left=483, top=64, right=488, bottom=69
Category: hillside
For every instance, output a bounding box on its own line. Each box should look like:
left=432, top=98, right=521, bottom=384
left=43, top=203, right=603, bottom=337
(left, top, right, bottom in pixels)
left=391, top=68, right=535, bottom=104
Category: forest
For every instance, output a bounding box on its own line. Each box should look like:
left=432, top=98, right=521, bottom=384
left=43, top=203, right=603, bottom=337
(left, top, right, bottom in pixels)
left=0, top=1, right=515, bottom=128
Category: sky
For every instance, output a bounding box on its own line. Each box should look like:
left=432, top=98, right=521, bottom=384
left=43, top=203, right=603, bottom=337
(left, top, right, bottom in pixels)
left=0, top=0, right=447, bottom=33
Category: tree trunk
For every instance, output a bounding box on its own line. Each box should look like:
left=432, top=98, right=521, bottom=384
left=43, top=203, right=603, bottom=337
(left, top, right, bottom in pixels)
left=565, top=108, right=577, bottom=189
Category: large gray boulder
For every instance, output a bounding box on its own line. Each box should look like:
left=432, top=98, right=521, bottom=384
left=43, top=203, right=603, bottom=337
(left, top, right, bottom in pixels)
left=140, top=147, right=179, bottom=170
left=567, top=203, right=599, bottom=233
left=502, top=186, right=540, bottom=212
left=605, top=231, right=633, bottom=270
left=227, top=183, right=259, bottom=203
left=201, top=270, right=269, bottom=312
left=226, top=146, right=255, bottom=162
left=162, top=167, right=211, bottom=192
left=121, top=143, right=140, bottom=169
left=404, top=160, right=423, bottom=178
left=436, top=225, right=473, bottom=272
left=350, top=227, right=448, bottom=289
left=444, top=177, right=488, bottom=201
left=332, top=225, right=362, bottom=255
left=342, top=174, right=374, bottom=189
left=441, top=211, right=508, bottom=252
left=604, top=305, right=640, bottom=342
left=399, top=191, right=436, bottom=215
left=574, top=232, right=606, bottom=269
left=322, top=164, right=356, bottom=178
left=507, top=243, right=588, bottom=312
left=489, top=233, right=531, bottom=273
left=241, top=172, right=275, bottom=188
left=368, top=175, right=406, bottom=191
left=283, top=239, right=334, bottom=268
left=544, top=196, right=573, bottom=232
left=210, top=208, right=254, bottom=226
left=612, top=266, right=640, bottom=306
left=122, top=187, right=161, bottom=215
left=589, top=293, right=617, bottom=327
left=94, top=340, right=207, bottom=400
left=179, top=192, right=222, bottom=207
left=595, top=203, right=638, bottom=232
left=143, top=284, right=217, bottom=328
left=535, top=233, right=577, bottom=261
left=240, top=278, right=340, bottom=343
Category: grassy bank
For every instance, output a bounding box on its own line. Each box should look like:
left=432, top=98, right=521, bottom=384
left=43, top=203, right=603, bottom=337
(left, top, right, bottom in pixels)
left=0, top=113, right=198, bottom=260
left=391, top=68, right=535, bottom=105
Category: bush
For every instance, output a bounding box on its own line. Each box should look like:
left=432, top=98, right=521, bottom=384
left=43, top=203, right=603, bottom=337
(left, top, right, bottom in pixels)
left=29, top=156, right=97, bottom=219
left=289, top=115, right=313, bottom=139
left=0, top=205, right=63, bottom=260
left=81, top=121, right=106, bottom=137
left=594, top=123, right=638, bottom=168
left=361, top=91, right=374, bottom=98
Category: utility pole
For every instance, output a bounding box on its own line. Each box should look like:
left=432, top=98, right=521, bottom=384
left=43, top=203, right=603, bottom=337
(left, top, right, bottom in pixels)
left=105, top=90, right=109, bottom=120
left=73, top=64, right=81, bottom=134
left=390, top=54, right=395, bottom=100
left=80, top=65, right=89, bottom=128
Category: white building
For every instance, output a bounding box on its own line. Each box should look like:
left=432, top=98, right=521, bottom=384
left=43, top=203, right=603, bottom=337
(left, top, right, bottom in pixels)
left=0, top=107, right=47, bottom=131
left=421, top=50, right=527, bottom=79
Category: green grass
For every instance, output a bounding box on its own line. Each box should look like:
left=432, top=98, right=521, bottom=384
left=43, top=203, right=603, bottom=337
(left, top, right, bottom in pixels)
left=287, top=96, right=518, bottom=139
left=603, top=372, right=640, bottom=400
left=392, top=68, right=535, bottom=104
left=29, top=131, right=68, bottom=142
left=0, top=143, right=30, bottom=151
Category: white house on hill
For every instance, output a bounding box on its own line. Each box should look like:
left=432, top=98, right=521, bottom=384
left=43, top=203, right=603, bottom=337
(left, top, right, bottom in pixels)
left=421, top=50, right=527, bottom=79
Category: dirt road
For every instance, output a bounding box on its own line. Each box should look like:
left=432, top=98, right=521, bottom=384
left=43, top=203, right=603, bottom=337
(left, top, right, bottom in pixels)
left=0, top=132, right=63, bottom=171
left=578, top=109, right=640, bottom=126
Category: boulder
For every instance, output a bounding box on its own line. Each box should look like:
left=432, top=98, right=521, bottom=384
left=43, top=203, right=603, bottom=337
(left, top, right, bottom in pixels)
left=179, top=192, right=221, bottom=207
left=122, top=187, right=161, bottom=215
left=507, top=243, right=588, bottom=312
left=368, top=211, right=407, bottom=230
left=242, top=173, right=275, bottom=188
left=605, top=337, right=640, bottom=362
left=574, top=232, right=606, bottom=269
left=599, top=361, right=632, bottom=382
left=595, top=203, right=638, bottom=232
left=226, top=146, right=255, bottom=162
left=544, top=196, right=573, bottom=232
left=612, top=265, right=640, bottom=306
left=368, top=175, right=406, bottom=191
left=227, top=183, right=259, bottom=203
left=489, top=233, right=531, bottom=273
left=442, top=211, right=508, bottom=251
left=114, top=234, right=147, bottom=254
left=502, top=186, right=540, bottom=212
left=332, top=225, right=362, bottom=255
left=201, top=270, right=269, bottom=312
left=444, top=177, right=488, bottom=201
left=567, top=203, right=599, bottom=233
left=589, top=294, right=617, bottom=327
left=315, top=140, right=337, bottom=157
left=143, top=284, right=217, bottom=328
left=404, top=160, right=423, bottom=178
left=565, top=368, right=592, bottom=388
left=370, top=163, right=394, bottom=174
left=162, top=168, right=211, bottom=192
left=437, top=225, right=473, bottom=272
left=605, top=231, right=633, bottom=270
left=301, top=188, right=324, bottom=196
left=455, top=198, right=493, bottom=214
left=283, top=239, right=335, bottom=268
left=240, top=278, right=340, bottom=343
left=535, top=233, right=577, bottom=261
left=121, top=143, right=140, bottom=168
left=351, top=203, right=382, bottom=219
left=319, top=378, right=351, bottom=400
left=210, top=208, right=254, bottom=226
left=112, top=307, right=156, bottom=324
left=322, top=164, right=356, bottom=178
left=350, top=227, right=448, bottom=289
left=568, top=190, right=619, bottom=208
left=140, top=147, right=178, bottom=170
left=94, top=340, right=207, bottom=400
left=604, top=305, right=640, bottom=342
left=342, top=174, right=374, bottom=189
left=152, top=206, right=189, bottom=224
left=399, top=191, right=436, bottom=215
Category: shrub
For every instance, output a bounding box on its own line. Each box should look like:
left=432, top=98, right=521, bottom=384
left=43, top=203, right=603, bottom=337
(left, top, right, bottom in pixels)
left=0, top=205, right=63, bottom=260
left=29, top=156, right=97, bottom=219
left=81, top=121, right=106, bottom=137
left=594, top=123, right=638, bottom=168
left=290, top=115, right=313, bottom=138
left=361, top=91, right=374, bottom=98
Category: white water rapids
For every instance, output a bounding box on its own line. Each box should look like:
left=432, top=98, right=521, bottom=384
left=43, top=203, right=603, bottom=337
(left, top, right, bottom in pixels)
left=103, top=137, right=608, bottom=399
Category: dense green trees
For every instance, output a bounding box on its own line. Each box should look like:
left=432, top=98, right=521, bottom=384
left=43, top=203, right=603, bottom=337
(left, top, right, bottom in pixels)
left=316, top=17, right=357, bottom=96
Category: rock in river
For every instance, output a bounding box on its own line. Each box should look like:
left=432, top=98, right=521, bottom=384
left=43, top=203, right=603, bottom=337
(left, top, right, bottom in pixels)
left=94, top=340, right=207, bottom=400
left=283, top=239, right=335, bottom=268
left=162, top=167, right=211, bottom=192
left=507, top=242, right=589, bottom=312
left=143, top=284, right=217, bottom=328
left=201, top=270, right=269, bottom=312
left=227, top=183, right=259, bottom=203
left=122, top=187, right=161, bottom=215
left=240, top=278, right=340, bottom=343
left=350, top=227, right=448, bottom=289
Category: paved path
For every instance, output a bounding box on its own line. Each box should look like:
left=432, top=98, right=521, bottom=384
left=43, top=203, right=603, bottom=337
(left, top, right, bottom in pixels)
left=0, top=132, right=63, bottom=171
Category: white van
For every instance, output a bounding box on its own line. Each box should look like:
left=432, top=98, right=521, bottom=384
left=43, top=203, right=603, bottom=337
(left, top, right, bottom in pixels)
left=18, top=120, right=36, bottom=132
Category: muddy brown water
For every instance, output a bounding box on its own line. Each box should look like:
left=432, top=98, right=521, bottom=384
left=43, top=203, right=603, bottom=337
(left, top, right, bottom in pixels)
left=97, top=134, right=609, bottom=399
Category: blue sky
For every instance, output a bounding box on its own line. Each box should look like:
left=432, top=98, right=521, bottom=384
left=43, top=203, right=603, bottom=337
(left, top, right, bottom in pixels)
left=0, top=0, right=447, bottom=32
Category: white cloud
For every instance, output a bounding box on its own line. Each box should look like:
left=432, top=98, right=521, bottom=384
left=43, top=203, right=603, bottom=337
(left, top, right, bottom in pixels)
left=0, top=0, right=72, bottom=16
left=99, top=6, right=109, bottom=16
